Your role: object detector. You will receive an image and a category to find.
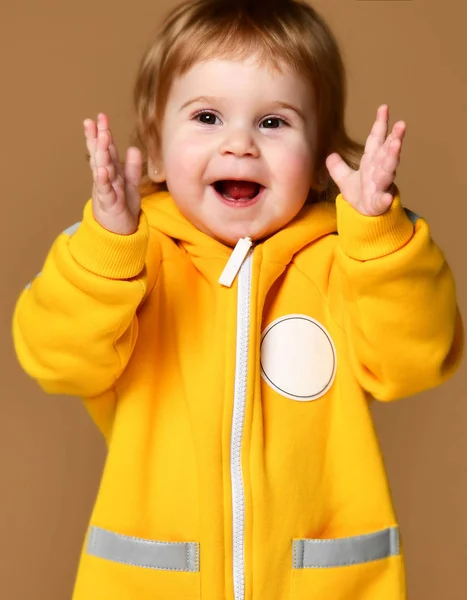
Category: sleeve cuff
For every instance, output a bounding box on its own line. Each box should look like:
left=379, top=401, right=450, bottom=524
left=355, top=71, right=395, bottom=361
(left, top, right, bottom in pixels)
left=336, top=187, right=415, bottom=261
left=68, top=200, right=149, bottom=279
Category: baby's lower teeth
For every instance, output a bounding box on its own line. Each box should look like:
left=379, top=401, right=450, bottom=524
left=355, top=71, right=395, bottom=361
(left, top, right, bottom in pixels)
left=224, top=194, right=253, bottom=201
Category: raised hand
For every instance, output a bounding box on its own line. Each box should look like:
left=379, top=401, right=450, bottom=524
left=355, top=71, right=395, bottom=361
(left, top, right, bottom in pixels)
left=325, top=104, right=407, bottom=216
left=84, top=113, right=143, bottom=234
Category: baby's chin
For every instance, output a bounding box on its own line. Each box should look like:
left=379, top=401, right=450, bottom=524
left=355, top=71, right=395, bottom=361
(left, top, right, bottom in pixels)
left=209, top=223, right=279, bottom=247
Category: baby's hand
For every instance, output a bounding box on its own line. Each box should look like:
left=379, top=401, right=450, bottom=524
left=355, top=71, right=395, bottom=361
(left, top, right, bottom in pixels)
left=84, top=113, right=142, bottom=234
left=325, top=104, right=406, bottom=216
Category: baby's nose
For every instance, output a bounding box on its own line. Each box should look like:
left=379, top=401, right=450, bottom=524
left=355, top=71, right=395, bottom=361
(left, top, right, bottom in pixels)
left=220, top=129, right=260, bottom=158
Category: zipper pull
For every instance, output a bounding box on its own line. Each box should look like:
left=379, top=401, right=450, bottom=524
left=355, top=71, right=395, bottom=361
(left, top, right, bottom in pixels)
left=218, top=237, right=253, bottom=287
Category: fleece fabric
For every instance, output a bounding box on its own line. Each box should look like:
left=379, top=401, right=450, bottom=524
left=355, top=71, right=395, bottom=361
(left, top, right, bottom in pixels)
left=13, top=190, right=463, bottom=600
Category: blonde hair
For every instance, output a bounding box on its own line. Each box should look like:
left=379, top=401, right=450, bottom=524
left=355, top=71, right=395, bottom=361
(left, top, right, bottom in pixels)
left=132, top=0, right=365, bottom=202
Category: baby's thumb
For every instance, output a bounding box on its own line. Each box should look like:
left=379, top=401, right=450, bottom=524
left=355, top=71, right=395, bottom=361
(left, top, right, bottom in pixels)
left=124, top=147, right=143, bottom=213
left=325, top=152, right=352, bottom=190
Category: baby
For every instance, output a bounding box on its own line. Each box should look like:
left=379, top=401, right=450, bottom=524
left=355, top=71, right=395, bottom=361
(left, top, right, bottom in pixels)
left=12, top=0, right=463, bottom=599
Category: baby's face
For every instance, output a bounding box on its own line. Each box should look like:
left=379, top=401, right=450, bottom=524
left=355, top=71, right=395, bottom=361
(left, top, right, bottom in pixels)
left=154, top=57, right=318, bottom=245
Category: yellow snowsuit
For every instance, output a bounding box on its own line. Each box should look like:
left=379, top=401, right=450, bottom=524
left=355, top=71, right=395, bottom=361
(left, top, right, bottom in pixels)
left=13, top=190, right=463, bottom=599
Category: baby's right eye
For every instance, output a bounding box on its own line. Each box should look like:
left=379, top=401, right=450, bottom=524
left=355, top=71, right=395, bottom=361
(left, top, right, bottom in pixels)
left=195, top=111, right=221, bottom=125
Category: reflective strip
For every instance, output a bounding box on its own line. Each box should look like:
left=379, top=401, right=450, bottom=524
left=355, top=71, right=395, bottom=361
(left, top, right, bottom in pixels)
left=25, top=271, right=42, bottom=290
left=293, top=527, right=400, bottom=569
left=63, top=222, right=81, bottom=236
left=404, top=208, right=420, bottom=224
left=86, top=526, right=200, bottom=572
left=24, top=222, right=80, bottom=290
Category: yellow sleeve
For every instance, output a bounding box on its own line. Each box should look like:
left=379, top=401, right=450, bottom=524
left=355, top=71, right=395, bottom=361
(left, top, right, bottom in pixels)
left=12, top=200, right=160, bottom=398
left=329, top=190, right=463, bottom=401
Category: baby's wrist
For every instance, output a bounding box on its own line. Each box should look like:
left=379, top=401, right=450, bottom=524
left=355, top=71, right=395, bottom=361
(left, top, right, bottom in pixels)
left=336, top=188, right=415, bottom=261
left=68, top=200, right=149, bottom=279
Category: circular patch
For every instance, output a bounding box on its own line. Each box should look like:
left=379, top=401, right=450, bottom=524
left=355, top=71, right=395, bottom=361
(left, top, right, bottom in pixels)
left=260, top=314, right=336, bottom=401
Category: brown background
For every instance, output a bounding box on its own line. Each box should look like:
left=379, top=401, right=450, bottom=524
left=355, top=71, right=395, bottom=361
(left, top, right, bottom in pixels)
left=1, top=0, right=466, bottom=598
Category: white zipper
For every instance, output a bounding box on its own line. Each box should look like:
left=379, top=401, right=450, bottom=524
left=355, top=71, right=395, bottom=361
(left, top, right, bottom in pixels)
left=230, top=249, right=253, bottom=600
left=219, top=237, right=253, bottom=287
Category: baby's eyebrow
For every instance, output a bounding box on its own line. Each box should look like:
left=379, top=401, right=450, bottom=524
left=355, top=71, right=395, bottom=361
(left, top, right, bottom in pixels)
left=179, top=96, right=305, bottom=121
left=180, top=96, right=225, bottom=111
left=269, top=101, right=305, bottom=121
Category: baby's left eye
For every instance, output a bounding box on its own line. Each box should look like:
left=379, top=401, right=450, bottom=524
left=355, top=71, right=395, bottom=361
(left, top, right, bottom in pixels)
left=196, top=111, right=221, bottom=125
left=260, top=117, right=287, bottom=129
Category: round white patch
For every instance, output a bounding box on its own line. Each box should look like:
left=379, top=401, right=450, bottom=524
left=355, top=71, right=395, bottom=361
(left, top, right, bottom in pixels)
left=260, top=314, right=336, bottom=401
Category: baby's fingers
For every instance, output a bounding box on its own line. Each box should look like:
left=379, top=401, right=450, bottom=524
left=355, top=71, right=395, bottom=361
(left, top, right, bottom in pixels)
left=83, top=118, right=97, bottom=143
left=84, top=118, right=98, bottom=170
left=97, top=113, right=124, bottom=177
left=84, top=114, right=123, bottom=176
left=84, top=119, right=116, bottom=207
left=93, top=129, right=119, bottom=208
left=95, top=129, right=119, bottom=183
left=373, top=135, right=403, bottom=191
left=94, top=164, right=120, bottom=210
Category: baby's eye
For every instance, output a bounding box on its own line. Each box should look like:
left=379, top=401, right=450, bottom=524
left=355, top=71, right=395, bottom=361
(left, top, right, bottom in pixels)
left=260, top=117, right=287, bottom=129
left=195, top=111, right=221, bottom=125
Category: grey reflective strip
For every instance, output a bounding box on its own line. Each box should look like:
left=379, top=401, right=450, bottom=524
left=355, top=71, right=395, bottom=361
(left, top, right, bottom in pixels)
left=63, top=222, right=81, bottom=236
left=86, top=526, right=200, bottom=572
left=404, top=208, right=420, bottom=224
left=293, top=527, right=399, bottom=569
left=24, top=223, right=80, bottom=290
left=25, top=271, right=41, bottom=290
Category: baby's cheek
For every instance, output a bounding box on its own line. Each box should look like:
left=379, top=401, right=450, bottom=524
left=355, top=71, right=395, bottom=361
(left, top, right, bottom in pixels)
left=278, top=149, right=314, bottom=191
left=165, top=140, right=204, bottom=180
left=164, top=141, right=188, bottom=169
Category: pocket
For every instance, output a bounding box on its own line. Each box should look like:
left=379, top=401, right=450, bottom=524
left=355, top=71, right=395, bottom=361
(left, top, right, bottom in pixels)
left=291, top=527, right=405, bottom=600
left=72, top=526, right=201, bottom=600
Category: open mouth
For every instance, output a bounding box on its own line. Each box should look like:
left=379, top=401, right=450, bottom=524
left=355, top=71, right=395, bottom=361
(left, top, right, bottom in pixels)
left=213, top=180, right=264, bottom=203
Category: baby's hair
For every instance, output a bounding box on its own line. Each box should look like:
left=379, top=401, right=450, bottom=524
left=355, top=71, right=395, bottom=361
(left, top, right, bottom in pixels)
left=132, top=0, right=365, bottom=202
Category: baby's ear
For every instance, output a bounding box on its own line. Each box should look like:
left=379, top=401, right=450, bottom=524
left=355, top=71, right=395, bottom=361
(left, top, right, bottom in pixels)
left=147, top=156, right=166, bottom=183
